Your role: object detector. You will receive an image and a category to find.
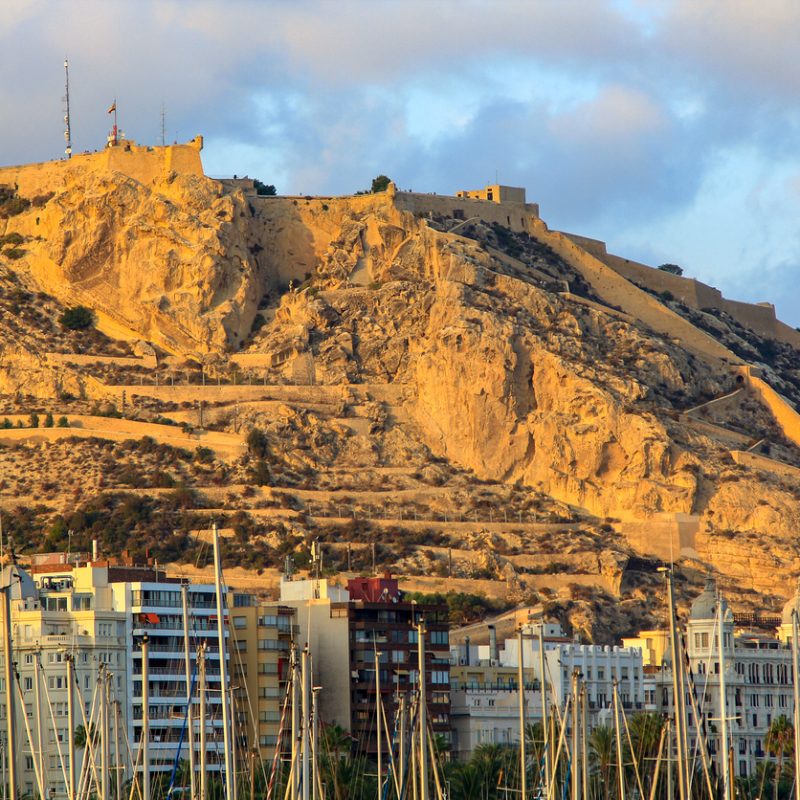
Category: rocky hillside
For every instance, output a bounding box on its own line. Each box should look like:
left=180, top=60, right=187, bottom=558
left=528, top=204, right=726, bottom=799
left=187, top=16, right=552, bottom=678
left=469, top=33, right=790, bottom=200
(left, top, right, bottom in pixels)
left=1, top=157, right=800, bottom=641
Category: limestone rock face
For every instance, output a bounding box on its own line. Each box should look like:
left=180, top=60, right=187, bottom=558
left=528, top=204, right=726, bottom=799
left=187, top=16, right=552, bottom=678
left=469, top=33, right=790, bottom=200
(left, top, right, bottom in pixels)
left=9, top=169, right=261, bottom=353
left=6, top=165, right=800, bottom=613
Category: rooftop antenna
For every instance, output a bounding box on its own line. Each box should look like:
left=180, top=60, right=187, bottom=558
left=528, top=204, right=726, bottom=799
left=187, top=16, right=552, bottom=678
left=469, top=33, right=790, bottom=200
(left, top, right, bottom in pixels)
left=63, top=58, right=72, bottom=158
left=160, top=103, right=166, bottom=146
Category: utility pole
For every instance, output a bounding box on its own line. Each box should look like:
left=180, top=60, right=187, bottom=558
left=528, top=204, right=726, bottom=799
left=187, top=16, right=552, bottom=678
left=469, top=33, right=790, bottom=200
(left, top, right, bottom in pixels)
left=160, top=103, right=166, bottom=147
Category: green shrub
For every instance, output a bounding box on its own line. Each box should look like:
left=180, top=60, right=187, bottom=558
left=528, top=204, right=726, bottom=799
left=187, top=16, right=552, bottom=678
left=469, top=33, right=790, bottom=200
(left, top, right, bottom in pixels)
left=43, top=412, right=54, bottom=428
left=56, top=416, right=69, bottom=428
left=0, top=232, right=24, bottom=247
left=246, top=428, right=269, bottom=459
left=0, top=196, right=30, bottom=218
left=4, top=248, right=25, bottom=260
left=29, top=413, right=39, bottom=428
left=59, top=306, right=95, bottom=330
left=195, top=446, right=214, bottom=464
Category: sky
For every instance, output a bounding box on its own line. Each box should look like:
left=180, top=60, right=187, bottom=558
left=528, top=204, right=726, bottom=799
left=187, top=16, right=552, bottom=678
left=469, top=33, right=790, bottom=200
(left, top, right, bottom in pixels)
left=2, top=0, right=800, bottom=326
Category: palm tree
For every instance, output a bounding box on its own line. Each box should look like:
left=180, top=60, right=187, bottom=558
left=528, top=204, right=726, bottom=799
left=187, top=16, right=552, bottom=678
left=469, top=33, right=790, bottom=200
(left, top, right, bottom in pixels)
left=589, top=725, right=615, bottom=800
left=447, top=762, right=485, bottom=800
left=525, top=721, right=547, bottom=789
left=627, top=712, right=665, bottom=793
left=471, top=744, right=516, bottom=800
left=766, top=715, right=794, bottom=800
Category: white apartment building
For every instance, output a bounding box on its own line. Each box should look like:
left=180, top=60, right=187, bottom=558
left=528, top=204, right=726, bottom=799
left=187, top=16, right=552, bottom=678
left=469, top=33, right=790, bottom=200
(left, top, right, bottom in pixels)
left=448, top=621, right=651, bottom=758
left=0, top=561, right=128, bottom=800
left=498, top=626, right=652, bottom=727
left=0, top=557, right=230, bottom=798
left=655, top=578, right=795, bottom=779
left=110, top=577, right=227, bottom=775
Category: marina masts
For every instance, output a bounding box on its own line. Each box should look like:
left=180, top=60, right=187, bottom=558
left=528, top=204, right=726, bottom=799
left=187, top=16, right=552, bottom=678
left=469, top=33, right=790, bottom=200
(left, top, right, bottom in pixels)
left=213, top=524, right=235, bottom=800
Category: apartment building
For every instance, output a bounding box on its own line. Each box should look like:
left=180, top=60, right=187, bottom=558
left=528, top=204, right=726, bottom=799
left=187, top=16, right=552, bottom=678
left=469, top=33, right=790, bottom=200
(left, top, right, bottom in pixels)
left=449, top=658, right=541, bottom=760
left=229, top=593, right=297, bottom=758
left=280, top=573, right=451, bottom=758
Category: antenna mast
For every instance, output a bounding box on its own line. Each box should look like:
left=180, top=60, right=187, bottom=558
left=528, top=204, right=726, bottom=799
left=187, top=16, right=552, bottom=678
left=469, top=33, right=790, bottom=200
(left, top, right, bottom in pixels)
left=63, top=58, right=72, bottom=158
left=160, top=103, right=166, bottom=146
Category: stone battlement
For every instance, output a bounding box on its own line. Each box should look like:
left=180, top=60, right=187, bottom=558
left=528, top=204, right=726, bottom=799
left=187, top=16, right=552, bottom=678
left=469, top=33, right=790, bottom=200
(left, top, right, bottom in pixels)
left=561, top=232, right=800, bottom=349
left=0, top=136, right=204, bottom=197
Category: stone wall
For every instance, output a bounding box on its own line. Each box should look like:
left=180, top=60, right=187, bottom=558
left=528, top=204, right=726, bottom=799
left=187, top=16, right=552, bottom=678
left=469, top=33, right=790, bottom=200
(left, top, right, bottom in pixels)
left=620, top=513, right=700, bottom=561
left=0, top=136, right=204, bottom=196
left=561, top=233, right=800, bottom=349
left=396, top=191, right=540, bottom=232
left=530, top=221, right=737, bottom=366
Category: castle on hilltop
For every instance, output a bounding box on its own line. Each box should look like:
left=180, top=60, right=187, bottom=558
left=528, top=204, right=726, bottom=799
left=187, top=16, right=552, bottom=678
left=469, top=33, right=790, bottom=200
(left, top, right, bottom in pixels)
left=0, top=135, right=205, bottom=197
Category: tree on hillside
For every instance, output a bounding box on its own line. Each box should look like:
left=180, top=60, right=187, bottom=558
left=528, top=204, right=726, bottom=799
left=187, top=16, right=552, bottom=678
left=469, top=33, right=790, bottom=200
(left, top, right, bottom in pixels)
left=370, top=175, right=391, bottom=193
left=657, top=263, right=683, bottom=276
left=59, top=305, right=94, bottom=330
left=254, top=179, right=276, bottom=196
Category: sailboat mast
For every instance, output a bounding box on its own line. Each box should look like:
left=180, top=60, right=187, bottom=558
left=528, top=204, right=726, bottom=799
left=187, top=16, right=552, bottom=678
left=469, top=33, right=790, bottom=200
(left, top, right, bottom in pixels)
left=34, top=653, right=45, bottom=796
left=571, top=671, right=579, bottom=800
left=182, top=584, right=197, bottom=800
left=792, top=611, right=800, bottom=800
left=3, top=598, right=21, bottom=800
left=717, top=597, right=730, bottom=800
left=538, top=622, right=550, bottom=798
left=291, top=645, right=299, bottom=800
left=417, top=619, right=428, bottom=800
left=67, top=653, right=76, bottom=800
left=517, top=628, right=527, bottom=800
left=375, top=649, right=383, bottom=800
left=666, top=570, right=688, bottom=800
left=199, top=644, right=207, bottom=800
left=213, top=524, right=235, bottom=800
left=301, top=647, right=310, bottom=800
left=142, top=634, right=151, bottom=800
left=613, top=681, right=626, bottom=800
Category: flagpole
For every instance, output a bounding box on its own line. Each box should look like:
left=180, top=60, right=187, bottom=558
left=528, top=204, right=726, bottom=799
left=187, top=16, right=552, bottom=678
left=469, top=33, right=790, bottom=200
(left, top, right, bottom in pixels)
left=114, top=98, right=118, bottom=145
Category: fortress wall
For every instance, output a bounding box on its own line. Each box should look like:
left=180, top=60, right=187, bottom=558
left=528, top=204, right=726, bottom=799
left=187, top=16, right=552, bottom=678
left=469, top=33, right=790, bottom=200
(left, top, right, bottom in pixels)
left=721, top=299, right=779, bottom=338
left=600, top=252, right=800, bottom=348
left=621, top=513, right=700, bottom=561
left=743, top=371, right=800, bottom=448
left=396, top=192, right=540, bottom=232
left=0, top=416, right=244, bottom=458
left=561, top=232, right=608, bottom=259
left=528, top=219, right=737, bottom=365
left=0, top=138, right=204, bottom=197
left=730, top=449, right=800, bottom=481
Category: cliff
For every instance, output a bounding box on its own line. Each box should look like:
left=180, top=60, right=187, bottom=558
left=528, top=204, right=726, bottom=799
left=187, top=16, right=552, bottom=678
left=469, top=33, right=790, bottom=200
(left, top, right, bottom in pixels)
left=2, top=154, right=800, bottom=638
